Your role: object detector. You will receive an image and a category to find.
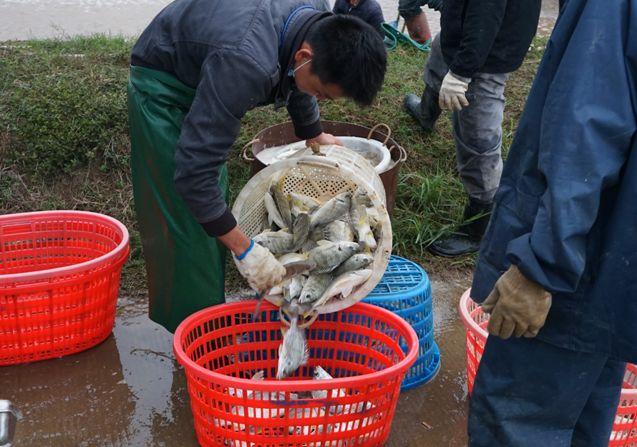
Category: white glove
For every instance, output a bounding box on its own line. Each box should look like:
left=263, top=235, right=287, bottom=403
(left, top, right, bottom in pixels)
left=235, top=241, right=286, bottom=294
left=439, top=71, right=471, bottom=111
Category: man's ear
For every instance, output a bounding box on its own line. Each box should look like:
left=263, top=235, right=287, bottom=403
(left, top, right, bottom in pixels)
left=294, top=43, right=313, bottom=62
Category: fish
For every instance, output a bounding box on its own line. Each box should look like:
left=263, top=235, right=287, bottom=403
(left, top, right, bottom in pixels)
left=301, top=239, right=318, bottom=253
left=264, top=191, right=287, bottom=230
left=278, top=252, right=309, bottom=265
left=253, top=229, right=294, bottom=254
left=311, top=366, right=347, bottom=400
left=309, top=192, right=351, bottom=229
left=350, top=203, right=377, bottom=251
left=322, top=220, right=354, bottom=243
left=312, top=269, right=372, bottom=309
left=366, top=206, right=380, bottom=229
left=291, top=212, right=310, bottom=251
left=298, top=273, right=333, bottom=304
left=307, top=241, right=360, bottom=274
left=284, top=276, right=306, bottom=302
left=333, top=253, right=374, bottom=276
left=289, top=192, right=320, bottom=217
left=272, top=180, right=293, bottom=229
left=276, top=315, right=309, bottom=379
left=353, top=187, right=373, bottom=208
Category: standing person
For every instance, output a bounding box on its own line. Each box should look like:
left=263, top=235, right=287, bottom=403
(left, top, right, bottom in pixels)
left=333, top=0, right=385, bottom=36
left=128, top=0, right=387, bottom=332
left=468, top=0, right=637, bottom=445
left=403, top=0, right=541, bottom=257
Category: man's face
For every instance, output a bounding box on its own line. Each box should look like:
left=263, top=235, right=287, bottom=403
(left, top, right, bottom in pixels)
left=292, top=45, right=344, bottom=101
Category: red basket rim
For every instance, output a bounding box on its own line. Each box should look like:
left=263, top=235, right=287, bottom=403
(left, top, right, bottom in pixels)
left=459, top=288, right=637, bottom=398
left=0, top=210, right=130, bottom=284
left=173, top=301, right=419, bottom=391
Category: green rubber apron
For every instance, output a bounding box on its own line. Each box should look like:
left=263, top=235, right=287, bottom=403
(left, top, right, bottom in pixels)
left=127, top=65, right=227, bottom=333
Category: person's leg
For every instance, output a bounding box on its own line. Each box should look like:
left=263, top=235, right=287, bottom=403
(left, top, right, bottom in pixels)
left=571, top=359, right=626, bottom=446
left=404, top=33, right=445, bottom=132
left=429, top=71, right=508, bottom=257
left=469, top=335, right=611, bottom=447
left=128, top=69, right=227, bottom=333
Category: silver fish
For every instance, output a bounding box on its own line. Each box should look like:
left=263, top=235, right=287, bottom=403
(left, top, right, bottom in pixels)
left=278, top=252, right=309, bottom=265
left=353, top=187, right=373, bottom=208
left=309, top=192, right=351, bottom=229
left=264, top=191, right=287, bottom=229
left=312, top=269, right=372, bottom=309
left=334, top=253, right=374, bottom=276
left=298, top=273, right=333, bottom=304
left=254, top=229, right=294, bottom=254
left=277, top=315, right=308, bottom=379
left=308, top=241, right=360, bottom=273
left=291, top=212, right=310, bottom=251
left=272, top=181, right=293, bottom=229
left=289, top=192, right=320, bottom=217
left=284, top=275, right=307, bottom=302
left=301, top=239, right=318, bottom=253
left=350, top=204, right=377, bottom=250
left=323, top=220, right=354, bottom=243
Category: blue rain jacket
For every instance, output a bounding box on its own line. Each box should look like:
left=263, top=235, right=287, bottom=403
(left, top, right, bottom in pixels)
left=471, top=0, right=637, bottom=363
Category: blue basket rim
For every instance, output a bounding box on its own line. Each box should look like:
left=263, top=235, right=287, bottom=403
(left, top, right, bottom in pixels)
left=367, top=255, right=431, bottom=300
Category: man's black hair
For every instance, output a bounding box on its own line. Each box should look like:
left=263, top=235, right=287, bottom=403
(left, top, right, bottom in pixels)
left=305, top=15, right=387, bottom=106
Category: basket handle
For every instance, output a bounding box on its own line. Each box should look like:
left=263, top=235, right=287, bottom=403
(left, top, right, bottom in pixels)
left=296, top=157, right=340, bottom=170
left=241, top=139, right=259, bottom=163
left=367, top=123, right=392, bottom=145
left=390, top=144, right=408, bottom=163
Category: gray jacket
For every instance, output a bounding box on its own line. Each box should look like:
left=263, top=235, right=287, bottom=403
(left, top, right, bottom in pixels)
left=131, top=0, right=330, bottom=236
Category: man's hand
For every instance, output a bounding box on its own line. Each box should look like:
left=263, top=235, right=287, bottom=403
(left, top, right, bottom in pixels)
left=481, top=265, right=552, bottom=339
left=405, top=12, right=431, bottom=44
left=306, top=132, right=343, bottom=147
left=439, top=71, right=470, bottom=111
left=235, top=241, right=286, bottom=294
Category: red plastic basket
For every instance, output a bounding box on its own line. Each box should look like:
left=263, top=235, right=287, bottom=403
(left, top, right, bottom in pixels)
left=0, top=211, right=129, bottom=365
left=459, top=289, right=637, bottom=446
left=174, top=301, right=418, bottom=447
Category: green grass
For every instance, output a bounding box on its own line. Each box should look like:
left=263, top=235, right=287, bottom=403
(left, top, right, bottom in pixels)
left=0, top=36, right=546, bottom=292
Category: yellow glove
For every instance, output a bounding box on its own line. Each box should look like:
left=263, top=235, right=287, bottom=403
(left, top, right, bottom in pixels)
left=235, top=241, right=286, bottom=294
left=481, top=265, right=552, bottom=339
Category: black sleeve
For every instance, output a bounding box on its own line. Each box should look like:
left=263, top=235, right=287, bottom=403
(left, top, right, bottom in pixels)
left=448, top=0, right=508, bottom=78
left=173, top=50, right=271, bottom=237
left=333, top=0, right=348, bottom=14
left=286, top=89, right=323, bottom=139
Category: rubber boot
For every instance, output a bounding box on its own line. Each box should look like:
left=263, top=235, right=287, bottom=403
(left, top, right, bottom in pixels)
left=428, top=199, right=492, bottom=257
left=403, top=87, right=442, bottom=132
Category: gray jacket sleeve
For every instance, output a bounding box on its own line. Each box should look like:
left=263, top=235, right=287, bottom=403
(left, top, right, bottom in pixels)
left=174, top=50, right=272, bottom=237
left=286, top=89, right=323, bottom=139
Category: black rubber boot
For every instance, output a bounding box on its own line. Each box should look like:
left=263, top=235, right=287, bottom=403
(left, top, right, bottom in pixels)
left=403, top=88, right=442, bottom=132
left=428, top=199, right=493, bottom=257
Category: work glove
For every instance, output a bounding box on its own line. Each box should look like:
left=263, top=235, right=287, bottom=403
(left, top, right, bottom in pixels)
left=439, top=71, right=470, bottom=111
left=235, top=240, right=286, bottom=294
left=481, top=265, right=552, bottom=340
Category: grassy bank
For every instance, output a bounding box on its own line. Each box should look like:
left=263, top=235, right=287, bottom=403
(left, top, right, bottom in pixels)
left=0, top=36, right=545, bottom=294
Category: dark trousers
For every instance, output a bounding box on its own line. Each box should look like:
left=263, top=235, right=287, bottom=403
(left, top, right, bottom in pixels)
left=469, top=336, right=626, bottom=447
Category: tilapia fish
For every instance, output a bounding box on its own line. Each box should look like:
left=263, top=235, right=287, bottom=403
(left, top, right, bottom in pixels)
left=277, top=316, right=308, bottom=379
left=322, top=220, right=354, bottom=243
left=307, top=241, right=360, bottom=274
left=289, top=192, right=320, bottom=217
left=350, top=203, right=377, bottom=250
left=309, top=192, right=351, bottom=229
left=312, top=269, right=372, bottom=309
left=254, top=229, right=294, bottom=254
left=278, top=252, right=309, bottom=265
left=284, top=275, right=306, bottom=302
left=298, top=273, right=332, bottom=304
left=291, top=212, right=310, bottom=251
left=333, top=253, right=374, bottom=276
left=264, top=191, right=287, bottom=230
left=272, top=180, right=293, bottom=229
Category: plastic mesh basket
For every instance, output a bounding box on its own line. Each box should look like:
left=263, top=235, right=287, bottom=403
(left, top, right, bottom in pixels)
left=364, top=256, right=440, bottom=390
left=0, top=211, right=129, bottom=365
left=232, top=149, right=392, bottom=315
left=173, top=301, right=418, bottom=447
left=459, top=289, right=637, bottom=446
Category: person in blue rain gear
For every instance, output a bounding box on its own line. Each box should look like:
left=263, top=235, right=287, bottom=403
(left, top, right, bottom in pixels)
left=332, top=0, right=384, bottom=36
left=468, top=0, right=637, bottom=445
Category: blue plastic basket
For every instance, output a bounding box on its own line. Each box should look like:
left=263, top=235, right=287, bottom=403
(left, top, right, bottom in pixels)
left=364, top=256, right=441, bottom=390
